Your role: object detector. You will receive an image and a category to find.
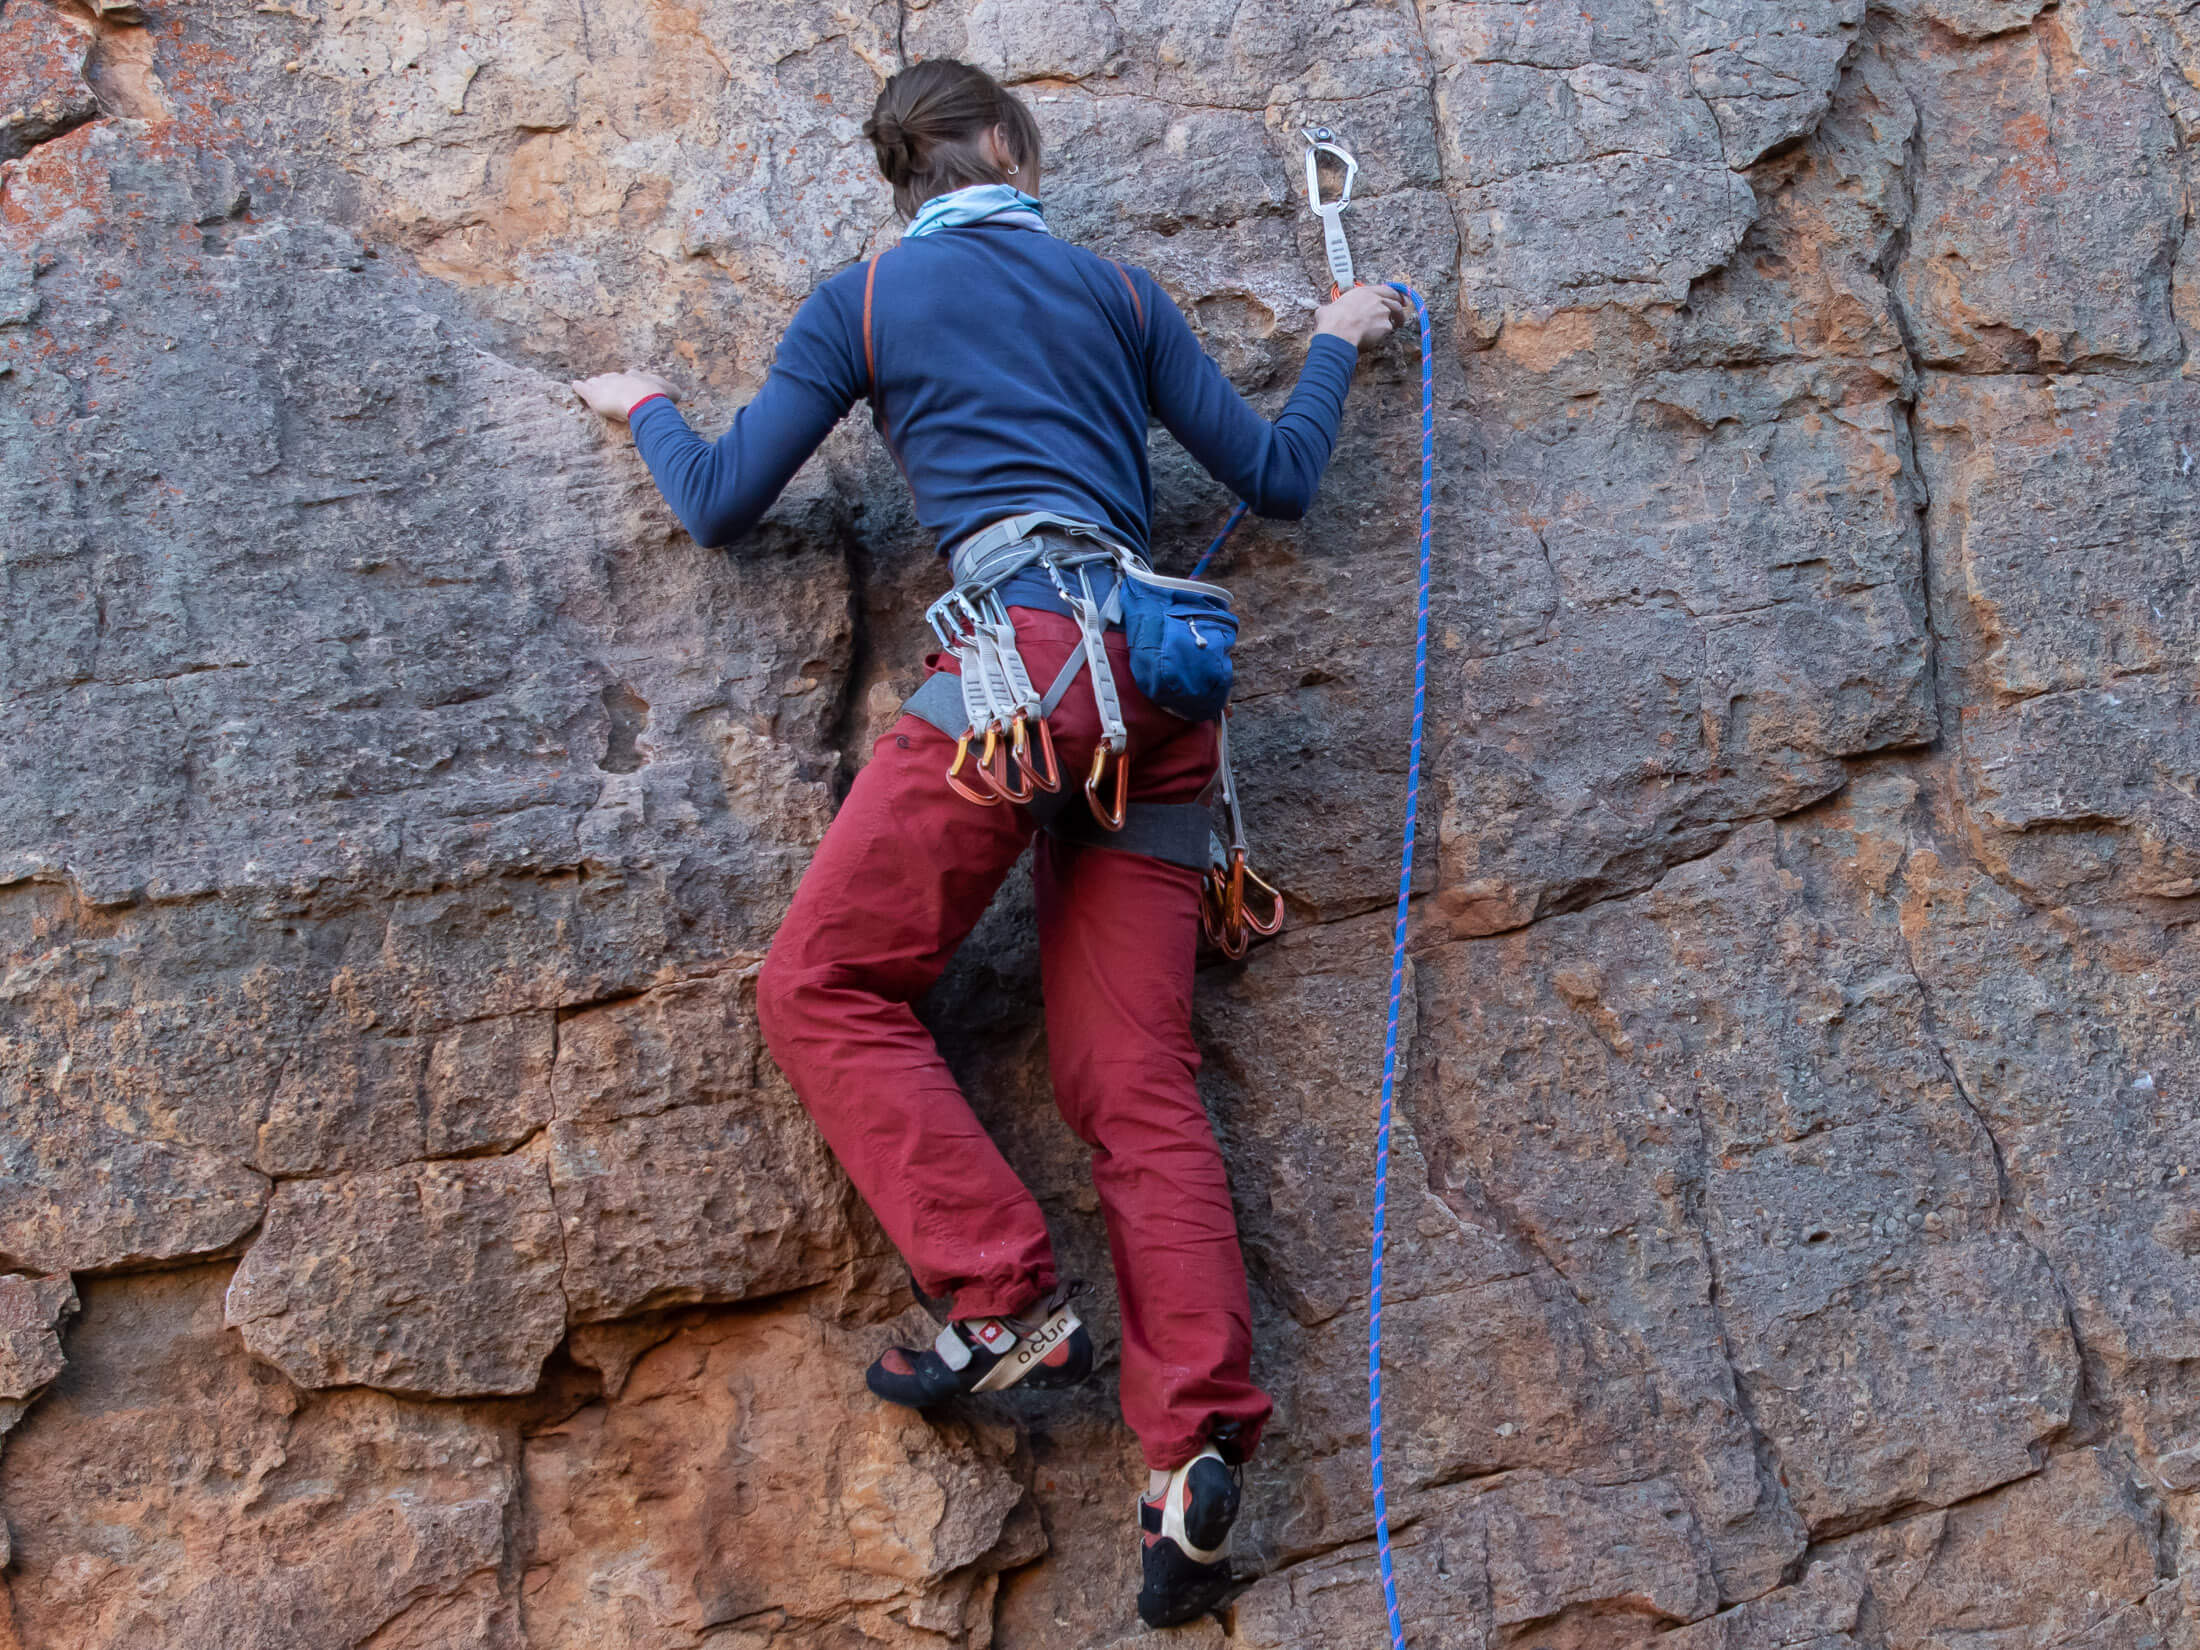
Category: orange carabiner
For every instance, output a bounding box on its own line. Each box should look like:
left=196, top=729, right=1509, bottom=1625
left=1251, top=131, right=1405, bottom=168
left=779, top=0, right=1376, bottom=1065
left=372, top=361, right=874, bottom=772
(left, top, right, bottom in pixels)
left=1086, top=744, right=1130, bottom=832
left=1019, top=714, right=1062, bottom=795
left=1198, top=852, right=1283, bottom=957
left=1199, top=876, right=1228, bottom=948
left=972, top=721, right=1031, bottom=804
left=991, top=717, right=1035, bottom=804
left=1238, top=851, right=1286, bottom=936
left=945, top=728, right=1003, bottom=807
left=1203, top=865, right=1251, bottom=958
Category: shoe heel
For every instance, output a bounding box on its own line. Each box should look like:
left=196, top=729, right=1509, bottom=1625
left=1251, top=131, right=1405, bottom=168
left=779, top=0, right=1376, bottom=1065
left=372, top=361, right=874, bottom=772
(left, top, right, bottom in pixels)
left=1181, top=1455, right=1240, bottom=1553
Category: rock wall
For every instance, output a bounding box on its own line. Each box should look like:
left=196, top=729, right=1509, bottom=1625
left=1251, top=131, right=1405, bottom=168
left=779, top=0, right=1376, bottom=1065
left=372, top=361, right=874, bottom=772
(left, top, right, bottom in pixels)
left=2, top=0, right=2197, bottom=1643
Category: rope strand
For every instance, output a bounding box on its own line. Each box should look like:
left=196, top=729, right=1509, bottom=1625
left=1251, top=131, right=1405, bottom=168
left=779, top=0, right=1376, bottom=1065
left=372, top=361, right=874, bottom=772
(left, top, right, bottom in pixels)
left=1186, top=287, right=1433, bottom=1650
left=1369, top=279, right=1432, bottom=1650
left=1189, top=501, right=1248, bottom=581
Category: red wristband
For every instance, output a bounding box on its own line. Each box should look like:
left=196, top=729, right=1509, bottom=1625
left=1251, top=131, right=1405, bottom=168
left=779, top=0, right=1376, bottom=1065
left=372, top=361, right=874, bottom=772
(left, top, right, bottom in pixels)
left=627, top=393, right=670, bottom=418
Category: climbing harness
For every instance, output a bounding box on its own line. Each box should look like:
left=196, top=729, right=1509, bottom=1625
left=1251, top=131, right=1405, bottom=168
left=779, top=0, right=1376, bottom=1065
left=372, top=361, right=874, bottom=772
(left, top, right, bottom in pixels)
left=898, top=510, right=1285, bottom=936
left=1193, top=125, right=1431, bottom=1650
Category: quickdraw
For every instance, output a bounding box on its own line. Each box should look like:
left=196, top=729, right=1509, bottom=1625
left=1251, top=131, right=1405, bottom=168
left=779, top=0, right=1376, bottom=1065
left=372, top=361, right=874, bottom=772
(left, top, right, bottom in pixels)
left=1193, top=705, right=1279, bottom=952
left=932, top=585, right=1047, bottom=806
left=1303, top=125, right=1359, bottom=297
left=1197, top=712, right=1285, bottom=958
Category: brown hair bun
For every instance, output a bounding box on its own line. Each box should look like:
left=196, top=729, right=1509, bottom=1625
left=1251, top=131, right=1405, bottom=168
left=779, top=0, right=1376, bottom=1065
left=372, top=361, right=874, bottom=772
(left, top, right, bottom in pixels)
left=864, top=60, right=1042, bottom=218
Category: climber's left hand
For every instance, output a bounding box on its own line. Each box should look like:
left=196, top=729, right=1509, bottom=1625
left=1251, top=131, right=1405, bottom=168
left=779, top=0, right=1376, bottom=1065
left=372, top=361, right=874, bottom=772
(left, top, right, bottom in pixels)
left=571, top=370, right=678, bottom=421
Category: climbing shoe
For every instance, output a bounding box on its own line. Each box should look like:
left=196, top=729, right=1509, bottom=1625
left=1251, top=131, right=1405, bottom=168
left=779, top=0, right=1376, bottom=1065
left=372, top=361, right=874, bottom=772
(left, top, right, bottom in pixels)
left=865, top=1283, right=1091, bottom=1408
left=1137, top=1444, right=1243, bottom=1628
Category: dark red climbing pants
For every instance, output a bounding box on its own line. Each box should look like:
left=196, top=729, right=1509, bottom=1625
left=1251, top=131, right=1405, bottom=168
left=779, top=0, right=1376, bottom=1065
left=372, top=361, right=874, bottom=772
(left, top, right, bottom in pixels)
left=756, top=608, right=1272, bottom=1470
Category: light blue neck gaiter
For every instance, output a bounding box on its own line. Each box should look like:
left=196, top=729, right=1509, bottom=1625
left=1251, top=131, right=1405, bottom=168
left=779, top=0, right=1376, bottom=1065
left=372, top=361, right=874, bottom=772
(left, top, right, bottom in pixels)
left=903, top=182, right=1050, bottom=240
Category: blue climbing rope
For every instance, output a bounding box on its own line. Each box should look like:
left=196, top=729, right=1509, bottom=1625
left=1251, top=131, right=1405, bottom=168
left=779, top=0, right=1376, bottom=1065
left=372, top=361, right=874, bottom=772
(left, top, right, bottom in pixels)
left=1189, top=501, right=1248, bottom=581
left=1189, top=285, right=1433, bottom=1650
left=1368, top=280, right=1432, bottom=1650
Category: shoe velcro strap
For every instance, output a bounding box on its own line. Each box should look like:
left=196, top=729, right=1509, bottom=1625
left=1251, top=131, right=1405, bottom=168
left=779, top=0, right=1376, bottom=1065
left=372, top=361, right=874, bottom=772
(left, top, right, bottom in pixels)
left=1140, top=1499, right=1164, bottom=1536
left=969, top=1301, right=1081, bottom=1394
left=932, top=1322, right=974, bottom=1373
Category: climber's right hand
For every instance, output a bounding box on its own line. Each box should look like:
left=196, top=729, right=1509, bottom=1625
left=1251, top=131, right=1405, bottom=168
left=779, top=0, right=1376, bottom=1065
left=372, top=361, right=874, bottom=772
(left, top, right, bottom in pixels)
left=571, top=370, right=678, bottom=421
left=1314, top=283, right=1407, bottom=351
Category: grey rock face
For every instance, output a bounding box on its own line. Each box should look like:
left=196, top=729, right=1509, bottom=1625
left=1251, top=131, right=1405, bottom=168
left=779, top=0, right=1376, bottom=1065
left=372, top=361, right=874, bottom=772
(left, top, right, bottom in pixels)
left=4, top=0, right=2200, bottom=1642
left=0, top=1274, right=75, bottom=1403
left=223, top=1152, right=568, bottom=1395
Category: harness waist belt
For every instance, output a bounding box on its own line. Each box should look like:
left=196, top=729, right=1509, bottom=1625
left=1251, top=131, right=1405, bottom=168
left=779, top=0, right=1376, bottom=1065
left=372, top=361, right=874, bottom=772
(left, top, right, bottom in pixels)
left=946, top=511, right=1132, bottom=591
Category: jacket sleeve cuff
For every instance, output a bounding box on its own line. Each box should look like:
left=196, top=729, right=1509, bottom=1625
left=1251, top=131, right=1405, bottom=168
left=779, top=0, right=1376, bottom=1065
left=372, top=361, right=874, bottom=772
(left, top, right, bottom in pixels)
left=626, top=392, right=672, bottom=420
left=1305, top=332, right=1359, bottom=374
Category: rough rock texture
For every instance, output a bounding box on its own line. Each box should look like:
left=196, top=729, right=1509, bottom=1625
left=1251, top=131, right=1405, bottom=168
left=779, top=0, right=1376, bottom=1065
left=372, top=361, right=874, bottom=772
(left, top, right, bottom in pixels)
left=4, top=0, right=2199, bottom=1643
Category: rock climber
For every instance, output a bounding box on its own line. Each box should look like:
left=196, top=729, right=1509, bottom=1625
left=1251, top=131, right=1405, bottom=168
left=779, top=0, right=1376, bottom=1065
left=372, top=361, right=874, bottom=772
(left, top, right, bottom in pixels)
left=571, top=58, right=1402, bottom=1629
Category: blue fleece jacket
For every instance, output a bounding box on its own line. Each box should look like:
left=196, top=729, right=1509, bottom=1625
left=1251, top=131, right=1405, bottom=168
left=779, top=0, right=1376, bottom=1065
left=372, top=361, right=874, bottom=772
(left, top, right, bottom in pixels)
left=629, top=220, right=1359, bottom=560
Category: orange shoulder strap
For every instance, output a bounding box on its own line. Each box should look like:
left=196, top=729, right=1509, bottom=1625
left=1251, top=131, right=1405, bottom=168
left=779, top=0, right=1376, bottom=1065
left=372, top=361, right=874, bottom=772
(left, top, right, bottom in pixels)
left=863, top=252, right=883, bottom=394
left=1108, top=259, right=1144, bottom=332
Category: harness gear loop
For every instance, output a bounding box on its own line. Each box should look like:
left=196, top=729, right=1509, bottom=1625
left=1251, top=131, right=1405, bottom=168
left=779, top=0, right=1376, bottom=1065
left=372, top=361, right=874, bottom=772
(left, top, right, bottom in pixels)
left=1302, top=127, right=1358, bottom=297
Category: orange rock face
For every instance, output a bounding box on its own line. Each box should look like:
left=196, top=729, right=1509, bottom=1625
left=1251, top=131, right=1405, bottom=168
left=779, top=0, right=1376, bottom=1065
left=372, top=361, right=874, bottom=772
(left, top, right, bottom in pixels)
left=6, top=0, right=2200, bottom=1643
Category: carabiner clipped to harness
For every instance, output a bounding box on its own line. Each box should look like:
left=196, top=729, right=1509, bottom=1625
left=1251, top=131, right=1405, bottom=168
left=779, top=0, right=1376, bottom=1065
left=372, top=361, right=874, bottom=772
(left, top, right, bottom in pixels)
left=1196, top=713, right=1286, bottom=957
left=1202, top=854, right=1285, bottom=959
left=1302, top=126, right=1358, bottom=297
left=1086, top=743, right=1131, bottom=832
left=928, top=572, right=1064, bottom=810
left=946, top=725, right=1003, bottom=807
left=1013, top=711, right=1061, bottom=796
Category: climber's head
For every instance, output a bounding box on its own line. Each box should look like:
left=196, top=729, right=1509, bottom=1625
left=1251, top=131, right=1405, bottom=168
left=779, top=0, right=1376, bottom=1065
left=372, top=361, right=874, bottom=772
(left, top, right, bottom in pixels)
left=863, top=60, right=1042, bottom=218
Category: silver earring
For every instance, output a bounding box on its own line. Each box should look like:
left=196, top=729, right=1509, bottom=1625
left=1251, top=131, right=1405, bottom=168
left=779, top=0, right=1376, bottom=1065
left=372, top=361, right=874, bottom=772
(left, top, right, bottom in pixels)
left=1005, top=164, right=1019, bottom=174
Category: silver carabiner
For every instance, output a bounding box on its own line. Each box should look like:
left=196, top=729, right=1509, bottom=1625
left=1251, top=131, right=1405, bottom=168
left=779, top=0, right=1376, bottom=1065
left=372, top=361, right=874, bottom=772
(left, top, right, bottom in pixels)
left=924, top=591, right=963, bottom=651
left=1301, top=126, right=1358, bottom=294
